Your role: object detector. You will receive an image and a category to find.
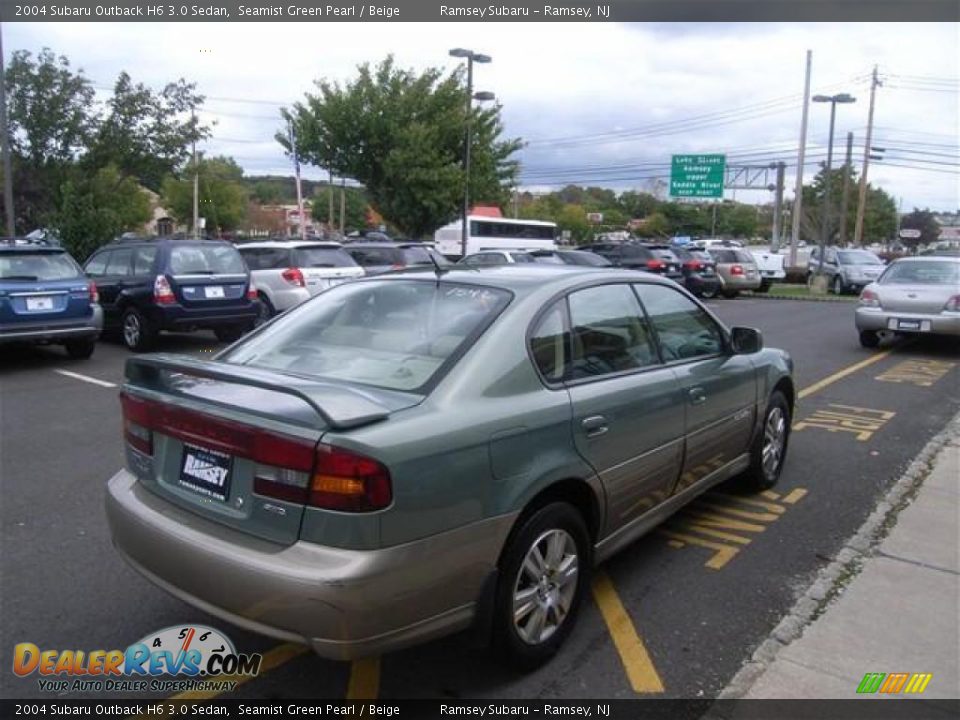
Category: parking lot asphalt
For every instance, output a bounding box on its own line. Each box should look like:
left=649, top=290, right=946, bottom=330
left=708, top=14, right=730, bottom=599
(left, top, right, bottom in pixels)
left=1, top=297, right=958, bottom=701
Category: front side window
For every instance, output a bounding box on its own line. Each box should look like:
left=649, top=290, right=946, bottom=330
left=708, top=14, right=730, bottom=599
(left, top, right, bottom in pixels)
left=567, top=284, right=659, bottom=379
left=84, top=252, right=109, bottom=277
left=635, top=284, right=725, bottom=361
left=222, top=280, right=511, bottom=392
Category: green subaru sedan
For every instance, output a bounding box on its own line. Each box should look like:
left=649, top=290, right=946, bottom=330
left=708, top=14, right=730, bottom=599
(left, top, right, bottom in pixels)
left=106, top=266, right=794, bottom=667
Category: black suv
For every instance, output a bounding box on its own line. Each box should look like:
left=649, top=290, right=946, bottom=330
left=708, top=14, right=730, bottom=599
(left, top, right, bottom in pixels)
left=343, top=242, right=451, bottom=276
left=580, top=242, right=684, bottom=282
left=83, top=237, right=258, bottom=351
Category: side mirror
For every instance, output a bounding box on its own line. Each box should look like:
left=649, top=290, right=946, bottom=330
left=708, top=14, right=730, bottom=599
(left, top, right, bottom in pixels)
left=731, top=326, right=763, bottom=354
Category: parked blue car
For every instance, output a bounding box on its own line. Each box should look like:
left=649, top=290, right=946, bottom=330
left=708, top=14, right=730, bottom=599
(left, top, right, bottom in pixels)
left=0, top=238, right=103, bottom=358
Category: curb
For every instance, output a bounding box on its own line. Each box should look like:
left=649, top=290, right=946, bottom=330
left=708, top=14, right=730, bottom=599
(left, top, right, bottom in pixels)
left=717, top=411, right=960, bottom=700
left=745, top=290, right=856, bottom=304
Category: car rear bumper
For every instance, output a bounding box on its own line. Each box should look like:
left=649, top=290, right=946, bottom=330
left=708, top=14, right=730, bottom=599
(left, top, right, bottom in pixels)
left=684, top=275, right=722, bottom=294
left=267, top=286, right=311, bottom=312
left=0, top=305, right=103, bottom=344
left=722, top=276, right=762, bottom=290
left=855, top=308, right=960, bottom=336
left=151, top=304, right=259, bottom=330
left=106, top=469, right=515, bottom=660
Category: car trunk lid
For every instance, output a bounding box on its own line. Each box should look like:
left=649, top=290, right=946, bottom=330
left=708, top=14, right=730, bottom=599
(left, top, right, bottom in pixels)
left=879, top=285, right=951, bottom=314
left=121, top=354, right=421, bottom=545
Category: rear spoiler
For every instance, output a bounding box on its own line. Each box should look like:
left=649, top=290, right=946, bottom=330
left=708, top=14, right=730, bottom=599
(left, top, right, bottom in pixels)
left=124, top=354, right=391, bottom=431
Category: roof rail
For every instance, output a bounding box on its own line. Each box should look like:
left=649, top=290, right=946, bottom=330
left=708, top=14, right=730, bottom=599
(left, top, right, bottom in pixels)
left=0, top=235, right=62, bottom=248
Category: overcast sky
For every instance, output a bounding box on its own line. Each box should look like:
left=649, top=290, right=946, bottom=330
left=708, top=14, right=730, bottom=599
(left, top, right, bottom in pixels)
left=6, top=21, right=959, bottom=210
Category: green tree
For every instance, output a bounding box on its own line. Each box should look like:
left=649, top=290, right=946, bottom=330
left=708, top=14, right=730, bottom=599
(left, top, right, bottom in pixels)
left=3, top=48, right=96, bottom=231
left=311, top=185, right=370, bottom=232
left=716, top=203, right=759, bottom=238
left=85, top=71, right=209, bottom=191
left=282, top=56, right=521, bottom=238
left=898, top=208, right=940, bottom=250
left=49, top=165, right=151, bottom=261
left=161, top=156, right=248, bottom=235
left=619, top=191, right=660, bottom=219
left=800, top=166, right=896, bottom=245
left=641, top=212, right=671, bottom=238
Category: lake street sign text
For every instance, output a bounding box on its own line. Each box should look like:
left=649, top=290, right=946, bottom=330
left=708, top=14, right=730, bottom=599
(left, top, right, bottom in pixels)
left=671, top=154, right=726, bottom=198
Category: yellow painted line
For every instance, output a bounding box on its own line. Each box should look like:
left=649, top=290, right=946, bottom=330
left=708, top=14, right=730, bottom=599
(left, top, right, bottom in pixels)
left=797, top=350, right=893, bottom=399
left=782, top=488, right=808, bottom=505
left=591, top=571, right=665, bottom=693
left=346, top=656, right=381, bottom=700
left=167, top=642, right=308, bottom=702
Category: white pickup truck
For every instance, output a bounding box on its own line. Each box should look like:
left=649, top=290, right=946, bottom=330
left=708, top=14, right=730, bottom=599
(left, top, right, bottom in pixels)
left=748, top=249, right=786, bottom=292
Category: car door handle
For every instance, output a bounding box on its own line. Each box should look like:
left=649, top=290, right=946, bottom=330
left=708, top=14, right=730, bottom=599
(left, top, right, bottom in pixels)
left=581, top=415, right=609, bottom=438
left=688, top=387, right=708, bottom=406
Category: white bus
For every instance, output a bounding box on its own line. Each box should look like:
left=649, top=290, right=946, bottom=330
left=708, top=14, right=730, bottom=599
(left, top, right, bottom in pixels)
left=434, top=216, right=559, bottom=259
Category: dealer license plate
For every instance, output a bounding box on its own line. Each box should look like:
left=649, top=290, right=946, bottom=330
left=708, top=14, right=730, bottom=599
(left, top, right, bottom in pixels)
left=179, top=444, right=233, bottom=501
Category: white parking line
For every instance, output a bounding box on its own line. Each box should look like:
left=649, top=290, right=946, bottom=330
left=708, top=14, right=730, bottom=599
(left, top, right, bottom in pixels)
left=53, top=369, right=118, bottom=389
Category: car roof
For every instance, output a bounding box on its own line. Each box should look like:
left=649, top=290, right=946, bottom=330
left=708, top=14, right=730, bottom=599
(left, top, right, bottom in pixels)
left=103, top=236, right=235, bottom=247
left=893, top=255, right=960, bottom=264
left=346, top=242, right=430, bottom=249
left=366, top=265, right=680, bottom=298
left=238, top=241, right=343, bottom=249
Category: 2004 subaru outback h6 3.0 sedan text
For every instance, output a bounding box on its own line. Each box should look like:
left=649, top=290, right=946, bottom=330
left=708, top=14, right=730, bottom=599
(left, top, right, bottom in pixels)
left=106, top=266, right=795, bottom=668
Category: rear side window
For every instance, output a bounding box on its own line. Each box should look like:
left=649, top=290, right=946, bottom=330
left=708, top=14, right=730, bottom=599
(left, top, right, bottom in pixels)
left=635, top=284, right=724, bottom=361
left=735, top=250, right=756, bottom=264
left=169, top=244, right=246, bottom=274
left=567, top=284, right=659, bottom=378
left=133, top=247, right=158, bottom=275
left=711, top=250, right=738, bottom=263
left=105, top=248, right=134, bottom=276
left=530, top=301, right=568, bottom=382
left=0, top=251, right=82, bottom=280
left=401, top=247, right=432, bottom=265
left=84, top=252, right=109, bottom=276
left=241, top=247, right=290, bottom=270
left=294, top=247, right=356, bottom=268
left=222, top=280, right=511, bottom=392
left=348, top=248, right=400, bottom=267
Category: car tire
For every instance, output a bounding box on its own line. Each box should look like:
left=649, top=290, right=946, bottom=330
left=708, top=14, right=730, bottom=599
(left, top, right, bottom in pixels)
left=214, top=326, right=244, bottom=344
left=738, top=390, right=791, bottom=492
left=493, top=502, right=591, bottom=670
left=121, top=308, right=156, bottom=352
left=700, top=285, right=720, bottom=300
left=64, top=338, right=96, bottom=360
left=832, top=275, right=845, bottom=295
left=721, top=289, right=740, bottom=299
left=859, top=329, right=881, bottom=349
left=255, top=293, right=275, bottom=326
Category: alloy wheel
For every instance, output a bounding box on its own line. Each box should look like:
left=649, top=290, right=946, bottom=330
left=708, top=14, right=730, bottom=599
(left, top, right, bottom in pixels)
left=512, top=529, right=579, bottom=645
left=762, top=406, right=786, bottom=478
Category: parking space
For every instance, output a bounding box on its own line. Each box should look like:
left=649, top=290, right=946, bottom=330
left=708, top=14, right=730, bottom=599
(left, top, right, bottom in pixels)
left=1, top=298, right=957, bottom=701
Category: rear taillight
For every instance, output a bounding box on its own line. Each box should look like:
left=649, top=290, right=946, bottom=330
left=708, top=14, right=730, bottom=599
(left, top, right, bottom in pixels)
left=730, top=264, right=745, bottom=276
left=309, top=445, right=392, bottom=512
left=684, top=260, right=702, bottom=271
left=281, top=268, right=305, bottom=287
left=944, top=295, right=960, bottom=312
left=119, top=392, right=392, bottom=512
left=390, top=263, right=405, bottom=270
left=153, top=275, right=175, bottom=305
left=246, top=282, right=258, bottom=301
left=88, top=281, right=99, bottom=303
left=859, top=289, right=881, bottom=308
left=646, top=260, right=666, bottom=271
left=120, top=392, right=154, bottom=455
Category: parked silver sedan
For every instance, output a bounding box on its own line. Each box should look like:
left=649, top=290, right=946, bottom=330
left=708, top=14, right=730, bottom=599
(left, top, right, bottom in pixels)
left=855, top=256, right=960, bottom=348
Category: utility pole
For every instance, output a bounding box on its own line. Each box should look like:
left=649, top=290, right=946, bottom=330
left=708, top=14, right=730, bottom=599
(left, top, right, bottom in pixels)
left=192, top=112, right=199, bottom=239
left=711, top=203, right=717, bottom=236
left=771, top=162, right=786, bottom=252
left=339, top=177, right=345, bottom=234
left=0, top=23, right=15, bottom=237
left=789, top=50, right=813, bottom=268
left=288, top=120, right=306, bottom=241
left=853, top=66, right=881, bottom=246
left=839, top=132, right=853, bottom=246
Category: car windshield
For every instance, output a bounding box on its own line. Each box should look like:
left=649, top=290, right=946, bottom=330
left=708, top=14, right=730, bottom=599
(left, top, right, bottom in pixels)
left=838, top=250, right=883, bottom=265
left=0, top=251, right=81, bottom=280
left=169, top=244, right=246, bottom=274
left=880, top=261, right=960, bottom=286
left=222, top=280, right=511, bottom=392
left=294, top=246, right=357, bottom=268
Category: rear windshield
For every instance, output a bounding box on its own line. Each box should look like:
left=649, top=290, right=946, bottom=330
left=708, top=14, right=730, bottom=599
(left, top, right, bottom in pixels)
left=880, top=261, right=960, bottom=285
left=294, top=246, right=357, bottom=268
left=222, top=280, right=511, bottom=392
left=401, top=247, right=433, bottom=265
left=709, top=249, right=738, bottom=263
left=532, top=253, right=565, bottom=265
left=649, top=249, right=679, bottom=261
left=169, top=244, right=246, bottom=275
left=735, top=250, right=756, bottom=264
left=838, top=250, right=883, bottom=265
left=620, top=245, right=651, bottom=259
left=568, top=251, right=611, bottom=266
left=0, top=251, right=82, bottom=280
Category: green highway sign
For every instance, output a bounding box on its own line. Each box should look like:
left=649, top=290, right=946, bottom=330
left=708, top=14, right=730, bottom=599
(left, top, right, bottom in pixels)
left=670, top=154, right=726, bottom=198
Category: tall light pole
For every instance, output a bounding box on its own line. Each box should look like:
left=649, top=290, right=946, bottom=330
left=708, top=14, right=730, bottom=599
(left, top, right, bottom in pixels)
left=449, top=48, right=492, bottom=257
left=812, top=93, right=855, bottom=278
